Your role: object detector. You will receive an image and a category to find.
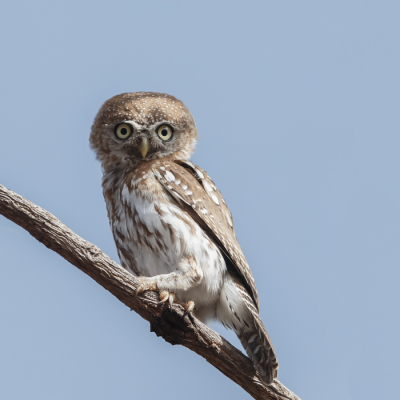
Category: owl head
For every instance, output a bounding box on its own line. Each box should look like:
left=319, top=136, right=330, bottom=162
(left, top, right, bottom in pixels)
left=90, top=92, right=198, bottom=171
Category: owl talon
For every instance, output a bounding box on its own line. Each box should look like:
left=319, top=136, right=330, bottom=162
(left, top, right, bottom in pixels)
left=184, top=300, right=195, bottom=313
left=159, top=290, right=169, bottom=303
left=135, top=283, right=146, bottom=296
left=135, top=277, right=158, bottom=296
left=169, top=292, right=175, bottom=309
left=159, top=291, right=184, bottom=310
left=158, top=292, right=194, bottom=312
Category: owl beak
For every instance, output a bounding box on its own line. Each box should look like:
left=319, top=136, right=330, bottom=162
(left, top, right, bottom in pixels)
left=139, top=137, right=150, bottom=158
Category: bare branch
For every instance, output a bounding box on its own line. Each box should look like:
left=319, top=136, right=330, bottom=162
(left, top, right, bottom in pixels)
left=0, top=183, right=301, bottom=400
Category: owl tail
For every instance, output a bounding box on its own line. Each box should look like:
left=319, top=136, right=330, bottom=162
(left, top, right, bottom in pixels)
left=226, top=279, right=279, bottom=385
left=237, top=313, right=279, bottom=385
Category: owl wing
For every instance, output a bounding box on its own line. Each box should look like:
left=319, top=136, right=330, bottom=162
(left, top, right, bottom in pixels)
left=152, top=159, right=260, bottom=310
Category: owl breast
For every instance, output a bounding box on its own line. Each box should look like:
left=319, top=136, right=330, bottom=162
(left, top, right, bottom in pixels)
left=102, top=166, right=227, bottom=309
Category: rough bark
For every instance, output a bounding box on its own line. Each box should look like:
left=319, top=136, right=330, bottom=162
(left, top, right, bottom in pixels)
left=0, top=183, right=301, bottom=400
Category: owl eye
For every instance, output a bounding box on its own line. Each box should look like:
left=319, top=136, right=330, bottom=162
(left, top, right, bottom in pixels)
left=156, top=124, right=173, bottom=141
left=114, top=123, right=133, bottom=140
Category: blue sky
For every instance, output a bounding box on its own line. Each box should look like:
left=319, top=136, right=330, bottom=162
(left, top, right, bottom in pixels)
left=0, top=1, right=399, bottom=399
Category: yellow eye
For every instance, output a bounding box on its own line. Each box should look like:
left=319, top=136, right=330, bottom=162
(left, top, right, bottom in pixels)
left=114, top=123, right=133, bottom=140
left=157, top=124, right=173, bottom=141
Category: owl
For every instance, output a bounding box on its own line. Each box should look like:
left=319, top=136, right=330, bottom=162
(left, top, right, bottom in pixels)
left=89, top=92, right=278, bottom=384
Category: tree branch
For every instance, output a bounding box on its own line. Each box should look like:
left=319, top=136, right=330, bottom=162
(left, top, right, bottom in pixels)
left=0, top=183, right=301, bottom=400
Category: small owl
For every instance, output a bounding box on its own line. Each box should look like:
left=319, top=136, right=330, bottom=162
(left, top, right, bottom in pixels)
left=90, top=92, right=278, bottom=384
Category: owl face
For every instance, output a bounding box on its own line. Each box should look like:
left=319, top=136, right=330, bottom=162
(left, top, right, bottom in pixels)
left=90, top=92, right=198, bottom=170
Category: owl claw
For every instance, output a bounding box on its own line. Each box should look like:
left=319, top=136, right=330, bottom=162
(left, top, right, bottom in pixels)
left=184, top=300, right=195, bottom=313
left=169, top=292, right=176, bottom=309
left=157, top=291, right=194, bottom=313
left=158, top=290, right=176, bottom=309
left=135, top=277, right=158, bottom=296
left=135, top=283, right=146, bottom=296
left=159, top=290, right=169, bottom=303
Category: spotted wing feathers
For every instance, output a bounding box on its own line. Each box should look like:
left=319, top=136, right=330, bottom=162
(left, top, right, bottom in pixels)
left=153, top=159, right=259, bottom=309
left=153, top=159, right=279, bottom=383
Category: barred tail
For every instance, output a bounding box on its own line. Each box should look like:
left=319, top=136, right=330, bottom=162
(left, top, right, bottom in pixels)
left=237, top=313, right=278, bottom=384
left=231, top=280, right=279, bottom=384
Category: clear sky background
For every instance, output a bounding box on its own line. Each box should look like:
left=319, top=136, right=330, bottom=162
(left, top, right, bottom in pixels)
left=0, top=1, right=399, bottom=399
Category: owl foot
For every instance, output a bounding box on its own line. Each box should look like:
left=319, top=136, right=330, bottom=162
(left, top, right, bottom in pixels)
left=159, top=290, right=179, bottom=309
left=135, top=277, right=158, bottom=296
left=158, top=292, right=195, bottom=313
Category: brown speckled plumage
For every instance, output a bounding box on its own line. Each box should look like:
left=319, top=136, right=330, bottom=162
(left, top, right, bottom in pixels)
left=90, top=92, right=278, bottom=384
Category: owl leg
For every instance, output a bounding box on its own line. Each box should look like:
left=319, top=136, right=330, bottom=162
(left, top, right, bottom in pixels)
left=135, top=257, right=201, bottom=311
